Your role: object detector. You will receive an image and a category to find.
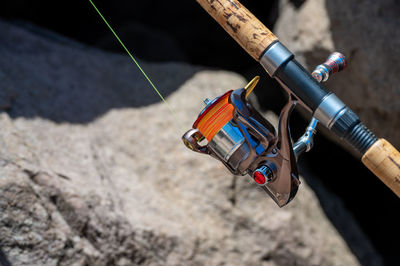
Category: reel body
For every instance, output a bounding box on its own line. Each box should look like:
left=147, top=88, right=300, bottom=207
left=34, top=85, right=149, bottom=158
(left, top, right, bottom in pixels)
left=183, top=78, right=300, bottom=207
left=182, top=52, right=347, bottom=207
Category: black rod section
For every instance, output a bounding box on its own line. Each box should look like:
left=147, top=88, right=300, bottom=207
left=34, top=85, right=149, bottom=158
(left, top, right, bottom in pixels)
left=274, top=58, right=377, bottom=154
left=275, top=59, right=329, bottom=112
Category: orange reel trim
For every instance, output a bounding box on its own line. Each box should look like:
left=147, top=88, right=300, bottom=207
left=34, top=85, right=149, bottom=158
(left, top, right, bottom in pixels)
left=193, top=91, right=234, bottom=141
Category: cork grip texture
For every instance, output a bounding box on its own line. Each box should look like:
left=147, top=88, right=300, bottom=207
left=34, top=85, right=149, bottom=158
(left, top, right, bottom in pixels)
left=196, top=0, right=278, bottom=60
left=362, top=139, right=400, bottom=197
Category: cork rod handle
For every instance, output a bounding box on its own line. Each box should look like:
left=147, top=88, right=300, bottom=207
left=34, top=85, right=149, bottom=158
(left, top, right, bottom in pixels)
left=362, top=139, right=400, bottom=197
left=196, top=0, right=278, bottom=60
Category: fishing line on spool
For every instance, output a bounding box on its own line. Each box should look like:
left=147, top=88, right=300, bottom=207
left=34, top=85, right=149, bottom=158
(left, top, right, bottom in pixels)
left=193, top=91, right=234, bottom=141
left=88, top=0, right=185, bottom=131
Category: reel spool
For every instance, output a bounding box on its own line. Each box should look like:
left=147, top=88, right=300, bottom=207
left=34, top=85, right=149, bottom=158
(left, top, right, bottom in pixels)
left=183, top=77, right=300, bottom=207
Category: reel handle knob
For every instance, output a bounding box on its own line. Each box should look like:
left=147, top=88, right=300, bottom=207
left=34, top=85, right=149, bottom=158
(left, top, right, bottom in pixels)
left=312, top=52, right=347, bottom=82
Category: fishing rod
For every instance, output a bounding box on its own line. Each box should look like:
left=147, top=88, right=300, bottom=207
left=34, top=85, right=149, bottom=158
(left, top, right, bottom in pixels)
left=182, top=0, right=400, bottom=207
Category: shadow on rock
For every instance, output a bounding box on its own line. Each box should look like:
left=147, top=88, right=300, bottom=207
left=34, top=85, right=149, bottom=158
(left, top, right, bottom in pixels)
left=324, top=0, right=400, bottom=148
left=0, top=20, right=197, bottom=123
left=0, top=248, right=11, bottom=266
left=324, top=1, right=400, bottom=265
left=274, top=0, right=399, bottom=264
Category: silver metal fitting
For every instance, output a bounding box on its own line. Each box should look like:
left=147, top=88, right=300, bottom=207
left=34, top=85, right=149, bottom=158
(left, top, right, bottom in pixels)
left=260, top=42, right=293, bottom=77
left=313, top=93, right=346, bottom=129
left=293, top=118, right=318, bottom=159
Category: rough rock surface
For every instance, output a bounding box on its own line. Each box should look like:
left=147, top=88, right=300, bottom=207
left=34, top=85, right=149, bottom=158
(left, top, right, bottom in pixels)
left=275, top=0, right=400, bottom=148
left=0, top=21, right=381, bottom=265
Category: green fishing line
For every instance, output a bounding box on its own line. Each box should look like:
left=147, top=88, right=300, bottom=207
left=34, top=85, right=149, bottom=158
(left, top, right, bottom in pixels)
left=88, top=0, right=185, bottom=130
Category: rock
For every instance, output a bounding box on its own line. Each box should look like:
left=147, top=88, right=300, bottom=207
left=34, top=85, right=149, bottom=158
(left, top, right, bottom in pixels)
left=0, top=20, right=380, bottom=265
left=274, top=0, right=400, bottom=149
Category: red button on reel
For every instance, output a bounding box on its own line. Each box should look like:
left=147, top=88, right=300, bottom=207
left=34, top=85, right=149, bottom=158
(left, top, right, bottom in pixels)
left=254, top=171, right=266, bottom=185
left=253, top=165, right=274, bottom=185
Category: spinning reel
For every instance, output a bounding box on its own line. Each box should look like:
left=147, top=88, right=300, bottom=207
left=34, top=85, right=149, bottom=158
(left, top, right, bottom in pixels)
left=183, top=53, right=346, bottom=207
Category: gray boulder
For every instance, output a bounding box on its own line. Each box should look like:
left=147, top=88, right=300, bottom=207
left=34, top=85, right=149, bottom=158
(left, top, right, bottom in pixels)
left=0, top=20, right=380, bottom=265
